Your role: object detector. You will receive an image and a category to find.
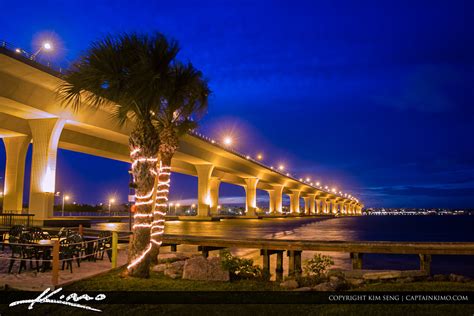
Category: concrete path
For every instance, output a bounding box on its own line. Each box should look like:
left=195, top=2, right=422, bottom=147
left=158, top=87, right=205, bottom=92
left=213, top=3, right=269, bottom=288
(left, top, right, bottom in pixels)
left=0, top=249, right=128, bottom=291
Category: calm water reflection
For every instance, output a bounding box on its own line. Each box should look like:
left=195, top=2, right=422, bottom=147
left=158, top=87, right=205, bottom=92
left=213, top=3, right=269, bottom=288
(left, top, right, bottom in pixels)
left=93, top=216, right=474, bottom=276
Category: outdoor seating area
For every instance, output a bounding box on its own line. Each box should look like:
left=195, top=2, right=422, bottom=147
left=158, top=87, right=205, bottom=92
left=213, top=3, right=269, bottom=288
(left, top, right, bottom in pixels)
left=0, top=225, right=123, bottom=289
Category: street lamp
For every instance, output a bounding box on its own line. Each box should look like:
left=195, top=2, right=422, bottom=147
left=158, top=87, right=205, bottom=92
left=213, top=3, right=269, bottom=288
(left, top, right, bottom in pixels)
left=223, top=136, right=233, bottom=146
left=108, top=198, right=115, bottom=215
left=62, top=194, right=70, bottom=216
left=31, top=41, right=53, bottom=60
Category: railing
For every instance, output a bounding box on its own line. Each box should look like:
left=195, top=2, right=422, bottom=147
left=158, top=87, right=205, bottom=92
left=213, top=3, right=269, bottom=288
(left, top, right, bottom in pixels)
left=0, top=214, right=35, bottom=227
left=160, top=235, right=474, bottom=278
left=0, top=40, right=64, bottom=74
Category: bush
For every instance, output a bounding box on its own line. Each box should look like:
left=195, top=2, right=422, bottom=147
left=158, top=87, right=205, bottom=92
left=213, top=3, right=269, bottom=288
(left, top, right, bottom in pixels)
left=220, top=250, right=267, bottom=280
left=303, top=253, right=334, bottom=278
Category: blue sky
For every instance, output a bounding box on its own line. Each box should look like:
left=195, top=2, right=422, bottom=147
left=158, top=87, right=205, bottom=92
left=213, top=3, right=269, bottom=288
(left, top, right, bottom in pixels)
left=0, top=0, right=473, bottom=208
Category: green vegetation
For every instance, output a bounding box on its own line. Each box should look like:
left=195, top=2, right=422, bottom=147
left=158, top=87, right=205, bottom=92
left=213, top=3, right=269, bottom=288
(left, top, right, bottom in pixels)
left=303, top=253, right=334, bottom=277
left=220, top=249, right=268, bottom=280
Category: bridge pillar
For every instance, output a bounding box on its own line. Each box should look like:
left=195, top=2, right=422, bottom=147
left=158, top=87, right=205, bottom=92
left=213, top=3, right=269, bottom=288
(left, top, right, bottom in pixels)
left=330, top=200, right=337, bottom=214
left=209, top=177, right=221, bottom=215
left=195, top=164, right=214, bottom=217
left=308, top=194, right=316, bottom=214
left=288, top=190, right=300, bottom=215
left=267, top=189, right=275, bottom=214
left=2, top=136, right=31, bottom=212
left=271, top=185, right=284, bottom=214
left=28, top=118, right=65, bottom=222
left=244, top=178, right=259, bottom=217
left=303, top=196, right=310, bottom=215
left=315, top=198, right=321, bottom=214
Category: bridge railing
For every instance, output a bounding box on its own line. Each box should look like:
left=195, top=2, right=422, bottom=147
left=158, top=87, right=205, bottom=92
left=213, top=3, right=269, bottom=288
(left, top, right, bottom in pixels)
left=0, top=40, right=64, bottom=74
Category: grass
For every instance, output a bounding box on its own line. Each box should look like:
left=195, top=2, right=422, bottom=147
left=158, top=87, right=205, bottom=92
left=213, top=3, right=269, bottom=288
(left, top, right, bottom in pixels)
left=2, top=269, right=473, bottom=316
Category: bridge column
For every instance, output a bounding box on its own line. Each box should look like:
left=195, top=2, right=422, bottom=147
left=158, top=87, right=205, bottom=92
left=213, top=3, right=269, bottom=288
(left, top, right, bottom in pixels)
left=303, top=196, right=310, bottom=215
left=244, top=178, right=259, bottom=217
left=339, top=201, right=345, bottom=214
left=330, top=200, right=338, bottom=214
left=271, top=185, right=284, bottom=214
left=2, top=136, right=31, bottom=212
left=195, top=164, right=214, bottom=217
left=28, top=118, right=65, bottom=222
left=308, top=194, right=316, bottom=214
left=288, top=190, right=300, bottom=215
left=267, top=190, right=275, bottom=214
left=209, top=177, right=221, bottom=215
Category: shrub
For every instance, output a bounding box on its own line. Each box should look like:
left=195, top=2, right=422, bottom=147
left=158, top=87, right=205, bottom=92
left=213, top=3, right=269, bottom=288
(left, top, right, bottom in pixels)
left=220, top=250, right=267, bottom=280
left=303, top=253, right=334, bottom=278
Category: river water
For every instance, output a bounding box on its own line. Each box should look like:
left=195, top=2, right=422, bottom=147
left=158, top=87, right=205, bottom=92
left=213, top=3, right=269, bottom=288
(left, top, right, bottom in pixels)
left=93, top=215, right=474, bottom=276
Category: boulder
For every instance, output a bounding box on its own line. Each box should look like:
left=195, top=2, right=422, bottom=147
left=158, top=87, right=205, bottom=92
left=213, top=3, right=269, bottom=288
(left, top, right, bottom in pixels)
left=313, top=282, right=337, bottom=291
left=207, top=257, right=230, bottom=281
left=363, top=271, right=403, bottom=280
left=433, top=274, right=448, bottom=282
left=182, top=256, right=208, bottom=280
left=449, top=274, right=468, bottom=282
left=280, top=279, right=299, bottom=289
left=158, top=253, right=190, bottom=263
left=152, top=264, right=168, bottom=273
left=396, top=277, right=414, bottom=284
left=346, top=278, right=365, bottom=287
left=164, top=260, right=186, bottom=279
left=182, top=256, right=230, bottom=281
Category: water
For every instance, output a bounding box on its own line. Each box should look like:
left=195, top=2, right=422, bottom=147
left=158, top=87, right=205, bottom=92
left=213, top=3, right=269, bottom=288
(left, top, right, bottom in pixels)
left=93, top=216, right=474, bottom=276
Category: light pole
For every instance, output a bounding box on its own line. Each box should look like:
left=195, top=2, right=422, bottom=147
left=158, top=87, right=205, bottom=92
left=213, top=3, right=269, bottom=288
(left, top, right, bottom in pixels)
left=31, top=41, right=53, bottom=60
left=108, top=198, right=115, bottom=215
left=62, top=194, right=70, bottom=216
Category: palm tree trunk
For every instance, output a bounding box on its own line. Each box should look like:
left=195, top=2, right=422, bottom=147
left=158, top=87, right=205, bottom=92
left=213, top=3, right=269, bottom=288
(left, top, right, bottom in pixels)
left=127, top=122, right=160, bottom=278
left=149, top=127, right=179, bottom=265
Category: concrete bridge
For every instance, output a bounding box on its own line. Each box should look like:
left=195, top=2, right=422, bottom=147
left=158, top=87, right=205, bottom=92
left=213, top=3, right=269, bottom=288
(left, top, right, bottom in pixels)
left=0, top=44, right=363, bottom=224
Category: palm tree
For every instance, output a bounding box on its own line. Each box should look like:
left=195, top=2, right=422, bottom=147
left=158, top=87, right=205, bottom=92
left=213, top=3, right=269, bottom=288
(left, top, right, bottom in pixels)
left=147, top=61, right=210, bottom=263
left=58, top=32, right=209, bottom=277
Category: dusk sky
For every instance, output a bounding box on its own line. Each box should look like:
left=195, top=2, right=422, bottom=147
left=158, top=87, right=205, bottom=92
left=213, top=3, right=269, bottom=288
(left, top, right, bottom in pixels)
left=0, top=0, right=473, bottom=208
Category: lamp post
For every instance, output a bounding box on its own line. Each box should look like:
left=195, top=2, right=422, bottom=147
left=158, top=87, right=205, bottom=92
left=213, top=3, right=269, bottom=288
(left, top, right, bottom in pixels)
left=62, top=194, right=70, bottom=216
left=108, top=198, right=115, bottom=215
left=31, top=41, right=53, bottom=60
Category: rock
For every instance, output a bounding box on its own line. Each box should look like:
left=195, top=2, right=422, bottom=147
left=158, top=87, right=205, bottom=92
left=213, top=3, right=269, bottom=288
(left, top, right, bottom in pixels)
left=433, top=274, right=448, bottom=282
left=329, top=276, right=342, bottom=283
left=346, top=278, right=365, bottom=287
left=329, top=277, right=347, bottom=291
left=396, top=277, right=414, bottom=283
left=313, top=282, right=337, bottom=291
left=207, top=257, right=230, bottom=281
left=182, top=256, right=230, bottom=281
left=280, top=279, right=299, bottom=289
left=449, top=274, right=467, bottom=282
left=182, top=256, right=209, bottom=280
left=158, top=253, right=190, bottom=263
left=293, top=287, right=312, bottom=291
left=164, top=260, right=186, bottom=279
left=152, top=264, right=168, bottom=273
left=363, top=271, right=402, bottom=280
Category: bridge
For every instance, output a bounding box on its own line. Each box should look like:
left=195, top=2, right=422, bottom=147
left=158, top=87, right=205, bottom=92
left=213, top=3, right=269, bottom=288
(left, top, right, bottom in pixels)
left=0, top=42, right=363, bottom=224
